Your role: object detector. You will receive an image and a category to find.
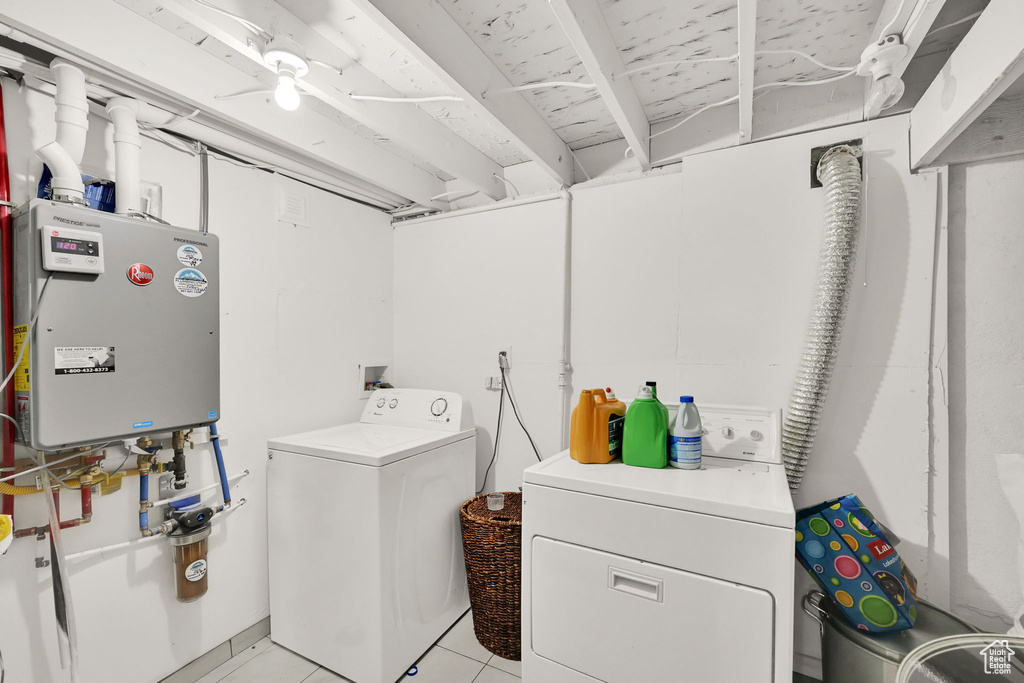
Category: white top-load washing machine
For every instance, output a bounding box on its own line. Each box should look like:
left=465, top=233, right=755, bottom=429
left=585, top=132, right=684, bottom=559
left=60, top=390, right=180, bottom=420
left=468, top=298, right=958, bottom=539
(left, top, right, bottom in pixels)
left=522, top=405, right=795, bottom=683
left=267, top=388, right=476, bottom=683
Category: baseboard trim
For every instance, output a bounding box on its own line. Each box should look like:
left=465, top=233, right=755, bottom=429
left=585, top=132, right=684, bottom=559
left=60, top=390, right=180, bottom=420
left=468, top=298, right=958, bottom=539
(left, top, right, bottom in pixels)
left=158, top=617, right=272, bottom=683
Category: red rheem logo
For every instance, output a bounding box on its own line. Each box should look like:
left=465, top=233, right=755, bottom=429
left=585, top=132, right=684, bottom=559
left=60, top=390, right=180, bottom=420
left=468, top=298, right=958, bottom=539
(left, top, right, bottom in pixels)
left=868, top=538, right=895, bottom=561
left=127, top=264, right=155, bottom=286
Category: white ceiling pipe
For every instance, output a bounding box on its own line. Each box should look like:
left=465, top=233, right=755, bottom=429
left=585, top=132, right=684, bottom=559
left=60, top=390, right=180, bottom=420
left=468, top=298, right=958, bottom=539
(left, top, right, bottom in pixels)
left=51, top=59, right=88, bottom=164
left=105, top=97, right=143, bottom=215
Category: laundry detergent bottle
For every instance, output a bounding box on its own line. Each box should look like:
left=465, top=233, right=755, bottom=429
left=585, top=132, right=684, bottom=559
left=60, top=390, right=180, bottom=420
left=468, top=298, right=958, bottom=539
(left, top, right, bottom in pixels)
left=669, top=396, right=703, bottom=469
left=570, top=388, right=626, bottom=464
left=622, top=385, right=668, bottom=468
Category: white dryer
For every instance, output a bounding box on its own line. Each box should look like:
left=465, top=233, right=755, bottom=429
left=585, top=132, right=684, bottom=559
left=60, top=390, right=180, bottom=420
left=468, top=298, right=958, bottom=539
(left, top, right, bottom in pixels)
left=267, top=388, right=476, bottom=683
left=522, top=405, right=794, bottom=682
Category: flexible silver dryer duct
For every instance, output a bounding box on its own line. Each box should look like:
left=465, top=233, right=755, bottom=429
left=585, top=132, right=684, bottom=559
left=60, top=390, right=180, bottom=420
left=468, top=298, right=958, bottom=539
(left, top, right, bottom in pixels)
left=783, top=145, right=863, bottom=492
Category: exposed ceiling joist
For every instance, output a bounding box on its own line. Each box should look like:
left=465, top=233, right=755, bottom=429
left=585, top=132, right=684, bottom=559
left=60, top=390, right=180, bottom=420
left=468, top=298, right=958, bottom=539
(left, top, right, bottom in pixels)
left=910, top=0, right=1024, bottom=168
left=0, top=0, right=449, bottom=209
left=166, top=0, right=507, bottom=201
left=866, top=0, right=947, bottom=119
left=548, top=0, right=651, bottom=170
left=349, top=0, right=575, bottom=187
left=737, top=0, right=757, bottom=143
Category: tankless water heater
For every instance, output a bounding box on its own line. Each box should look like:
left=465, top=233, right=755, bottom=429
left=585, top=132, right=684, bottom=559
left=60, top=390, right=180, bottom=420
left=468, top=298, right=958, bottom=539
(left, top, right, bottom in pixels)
left=11, top=199, right=220, bottom=450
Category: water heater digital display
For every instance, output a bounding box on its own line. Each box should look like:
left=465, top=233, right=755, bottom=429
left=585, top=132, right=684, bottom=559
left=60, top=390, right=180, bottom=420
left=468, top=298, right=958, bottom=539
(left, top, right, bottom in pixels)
left=41, top=225, right=104, bottom=274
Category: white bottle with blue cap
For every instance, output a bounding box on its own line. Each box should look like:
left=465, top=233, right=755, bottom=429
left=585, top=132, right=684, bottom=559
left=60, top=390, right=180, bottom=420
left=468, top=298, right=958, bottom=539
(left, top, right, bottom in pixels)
left=669, top=396, right=702, bottom=469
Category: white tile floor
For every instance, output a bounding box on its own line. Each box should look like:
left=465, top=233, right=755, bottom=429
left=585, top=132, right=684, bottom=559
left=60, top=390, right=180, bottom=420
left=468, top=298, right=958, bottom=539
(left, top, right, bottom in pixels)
left=195, top=610, right=520, bottom=683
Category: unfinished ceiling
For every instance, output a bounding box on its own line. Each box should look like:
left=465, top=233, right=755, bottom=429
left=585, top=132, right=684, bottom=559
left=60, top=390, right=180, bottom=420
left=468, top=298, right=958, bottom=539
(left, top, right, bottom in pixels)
left=0, top=0, right=967, bottom=213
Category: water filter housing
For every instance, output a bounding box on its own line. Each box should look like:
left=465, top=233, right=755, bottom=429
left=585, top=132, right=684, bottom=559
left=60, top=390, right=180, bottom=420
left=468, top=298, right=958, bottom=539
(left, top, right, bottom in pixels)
left=11, top=199, right=220, bottom=449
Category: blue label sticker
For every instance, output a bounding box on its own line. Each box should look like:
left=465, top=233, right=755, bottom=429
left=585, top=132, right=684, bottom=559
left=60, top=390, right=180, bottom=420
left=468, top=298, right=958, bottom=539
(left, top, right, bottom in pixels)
left=208, top=410, right=218, bottom=419
left=132, top=421, right=154, bottom=429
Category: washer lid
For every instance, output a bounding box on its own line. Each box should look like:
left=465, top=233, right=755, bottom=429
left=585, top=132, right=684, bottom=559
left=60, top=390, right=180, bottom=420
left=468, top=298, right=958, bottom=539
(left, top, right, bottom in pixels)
left=523, top=450, right=794, bottom=528
left=268, top=423, right=475, bottom=466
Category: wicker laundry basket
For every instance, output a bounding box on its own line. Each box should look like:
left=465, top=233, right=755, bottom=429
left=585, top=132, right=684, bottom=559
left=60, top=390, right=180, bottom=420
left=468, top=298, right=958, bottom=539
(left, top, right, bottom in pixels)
left=459, top=492, right=523, bottom=661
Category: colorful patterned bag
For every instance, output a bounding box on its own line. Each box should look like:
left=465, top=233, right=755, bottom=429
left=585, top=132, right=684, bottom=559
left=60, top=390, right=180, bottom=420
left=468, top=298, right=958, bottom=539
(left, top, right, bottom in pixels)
left=795, top=494, right=918, bottom=633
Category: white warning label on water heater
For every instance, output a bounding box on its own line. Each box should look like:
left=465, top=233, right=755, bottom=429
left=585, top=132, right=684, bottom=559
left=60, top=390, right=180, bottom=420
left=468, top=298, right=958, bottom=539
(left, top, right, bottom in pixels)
left=54, top=347, right=116, bottom=375
left=176, top=244, right=203, bottom=267
left=173, top=268, right=208, bottom=298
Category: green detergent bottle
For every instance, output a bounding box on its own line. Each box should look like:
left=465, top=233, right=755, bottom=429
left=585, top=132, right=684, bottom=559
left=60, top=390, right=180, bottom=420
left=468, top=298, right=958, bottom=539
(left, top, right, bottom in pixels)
left=623, top=384, right=668, bottom=468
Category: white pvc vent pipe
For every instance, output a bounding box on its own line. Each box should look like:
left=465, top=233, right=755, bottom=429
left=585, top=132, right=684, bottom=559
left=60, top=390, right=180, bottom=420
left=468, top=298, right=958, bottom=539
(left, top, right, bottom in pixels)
left=105, top=97, right=142, bottom=215
left=782, top=145, right=863, bottom=492
left=34, top=59, right=88, bottom=202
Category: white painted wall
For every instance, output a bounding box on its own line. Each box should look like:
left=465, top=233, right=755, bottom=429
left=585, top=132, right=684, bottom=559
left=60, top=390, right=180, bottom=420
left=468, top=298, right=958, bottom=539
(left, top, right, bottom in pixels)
left=948, top=155, right=1024, bottom=633
left=392, top=199, right=568, bottom=492
left=393, top=114, right=942, bottom=676
left=0, top=78, right=393, bottom=683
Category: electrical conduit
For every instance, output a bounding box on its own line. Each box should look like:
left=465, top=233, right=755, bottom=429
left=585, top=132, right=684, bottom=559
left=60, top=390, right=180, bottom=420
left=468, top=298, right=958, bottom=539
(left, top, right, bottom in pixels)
left=782, top=145, right=863, bottom=492
left=557, top=188, right=573, bottom=451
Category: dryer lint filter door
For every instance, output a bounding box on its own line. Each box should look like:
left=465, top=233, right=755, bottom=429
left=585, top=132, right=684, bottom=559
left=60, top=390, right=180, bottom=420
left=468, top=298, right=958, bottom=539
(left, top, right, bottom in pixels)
left=531, top=537, right=774, bottom=682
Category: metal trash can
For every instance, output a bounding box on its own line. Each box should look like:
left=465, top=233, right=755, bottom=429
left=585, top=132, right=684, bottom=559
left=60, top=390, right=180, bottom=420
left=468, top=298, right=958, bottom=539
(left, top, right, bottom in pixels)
left=459, top=492, right=522, bottom=660
left=804, top=590, right=1024, bottom=682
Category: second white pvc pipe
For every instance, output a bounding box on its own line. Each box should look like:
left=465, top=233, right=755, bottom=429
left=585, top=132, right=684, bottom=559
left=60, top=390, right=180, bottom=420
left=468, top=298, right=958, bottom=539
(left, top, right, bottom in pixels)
left=105, top=97, right=142, bottom=215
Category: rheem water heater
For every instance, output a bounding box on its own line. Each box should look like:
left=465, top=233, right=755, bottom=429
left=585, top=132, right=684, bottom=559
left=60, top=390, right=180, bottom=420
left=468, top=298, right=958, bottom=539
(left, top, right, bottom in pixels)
left=11, top=199, right=220, bottom=450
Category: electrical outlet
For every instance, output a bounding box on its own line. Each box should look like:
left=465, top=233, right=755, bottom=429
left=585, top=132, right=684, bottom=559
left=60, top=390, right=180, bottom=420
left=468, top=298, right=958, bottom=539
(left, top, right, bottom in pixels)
left=497, top=344, right=511, bottom=368
left=485, top=375, right=503, bottom=390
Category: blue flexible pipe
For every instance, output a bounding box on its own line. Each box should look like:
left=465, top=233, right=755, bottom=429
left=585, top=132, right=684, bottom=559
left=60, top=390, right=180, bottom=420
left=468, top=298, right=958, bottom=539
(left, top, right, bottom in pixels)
left=210, top=422, right=231, bottom=505
left=139, top=471, right=149, bottom=533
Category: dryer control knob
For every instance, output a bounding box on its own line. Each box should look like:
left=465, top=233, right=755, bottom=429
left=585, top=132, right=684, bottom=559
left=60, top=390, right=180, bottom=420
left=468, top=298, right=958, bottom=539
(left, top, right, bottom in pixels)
left=431, top=398, right=448, bottom=416
left=750, top=430, right=763, bottom=441
left=389, top=399, right=398, bottom=409
left=376, top=398, right=386, bottom=408
left=721, top=426, right=734, bottom=439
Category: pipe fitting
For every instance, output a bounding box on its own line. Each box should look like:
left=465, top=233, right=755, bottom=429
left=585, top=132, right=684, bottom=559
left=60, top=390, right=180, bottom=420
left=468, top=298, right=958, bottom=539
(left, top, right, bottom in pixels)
left=35, top=142, right=85, bottom=201
left=51, top=59, right=89, bottom=164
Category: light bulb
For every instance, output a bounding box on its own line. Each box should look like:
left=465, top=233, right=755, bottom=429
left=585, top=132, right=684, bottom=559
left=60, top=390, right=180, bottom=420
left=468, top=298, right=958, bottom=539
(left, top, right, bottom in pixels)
left=274, top=73, right=301, bottom=111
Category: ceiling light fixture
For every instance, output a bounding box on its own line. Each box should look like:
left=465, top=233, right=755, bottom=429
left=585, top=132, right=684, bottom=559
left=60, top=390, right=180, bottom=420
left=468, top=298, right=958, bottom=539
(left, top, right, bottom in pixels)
left=857, top=34, right=909, bottom=114
left=263, top=38, right=309, bottom=112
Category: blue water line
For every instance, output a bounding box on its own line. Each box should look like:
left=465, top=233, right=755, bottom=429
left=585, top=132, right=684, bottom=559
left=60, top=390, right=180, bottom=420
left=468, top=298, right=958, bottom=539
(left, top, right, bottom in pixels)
left=210, top=422, right=231, bottom=505
left=139, top=471, right=149, bottom=532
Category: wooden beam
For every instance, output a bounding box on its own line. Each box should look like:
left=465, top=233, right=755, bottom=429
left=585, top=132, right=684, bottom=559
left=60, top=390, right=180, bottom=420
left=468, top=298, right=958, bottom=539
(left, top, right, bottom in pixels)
left=145, top=0, right=505, bottom=202
left=910, top=0, right=1024, bottom=168
left=349, top=0, right=575, bottom=186
left=866, top=0, right=948, bottom=119
left=168, top=0, right=508, bottom=201
left=932, top=79, right=1024, bottom=166
left=547, top=0, right=650, bottom=170
left=736, top=0, right=757, bottom=143
left=0, top=0, right=449, bottom=208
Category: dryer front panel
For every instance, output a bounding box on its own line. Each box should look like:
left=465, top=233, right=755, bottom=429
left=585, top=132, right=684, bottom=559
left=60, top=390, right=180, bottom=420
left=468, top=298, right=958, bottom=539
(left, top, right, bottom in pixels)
left=531, top=537, right=775, bottom=682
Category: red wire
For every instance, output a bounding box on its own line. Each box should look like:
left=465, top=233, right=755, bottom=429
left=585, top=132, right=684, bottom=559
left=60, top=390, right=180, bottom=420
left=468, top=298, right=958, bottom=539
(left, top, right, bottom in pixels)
left=0, top=80, right=16, bottom=518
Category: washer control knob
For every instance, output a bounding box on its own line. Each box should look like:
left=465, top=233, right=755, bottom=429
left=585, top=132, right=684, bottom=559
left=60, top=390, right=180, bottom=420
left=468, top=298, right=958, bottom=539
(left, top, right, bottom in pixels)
left=389, top=399, right=398, bottom=409
left=750, top=430, right=763, bottom=441
left=431, top=398, right=448, bottom=416
left=721, top=426, right=734, bottom=439
left=376, top=398, right=386, bottom=408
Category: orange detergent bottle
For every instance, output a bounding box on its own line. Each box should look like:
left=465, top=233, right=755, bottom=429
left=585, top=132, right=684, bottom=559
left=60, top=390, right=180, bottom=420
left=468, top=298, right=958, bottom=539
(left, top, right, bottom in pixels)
left=570, top=387, right=627, bottom=464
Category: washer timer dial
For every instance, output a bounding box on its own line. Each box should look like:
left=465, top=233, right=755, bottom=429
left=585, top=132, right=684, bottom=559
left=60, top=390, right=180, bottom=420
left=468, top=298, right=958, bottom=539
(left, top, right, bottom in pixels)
left=430, top=398, right=448, bottom=416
